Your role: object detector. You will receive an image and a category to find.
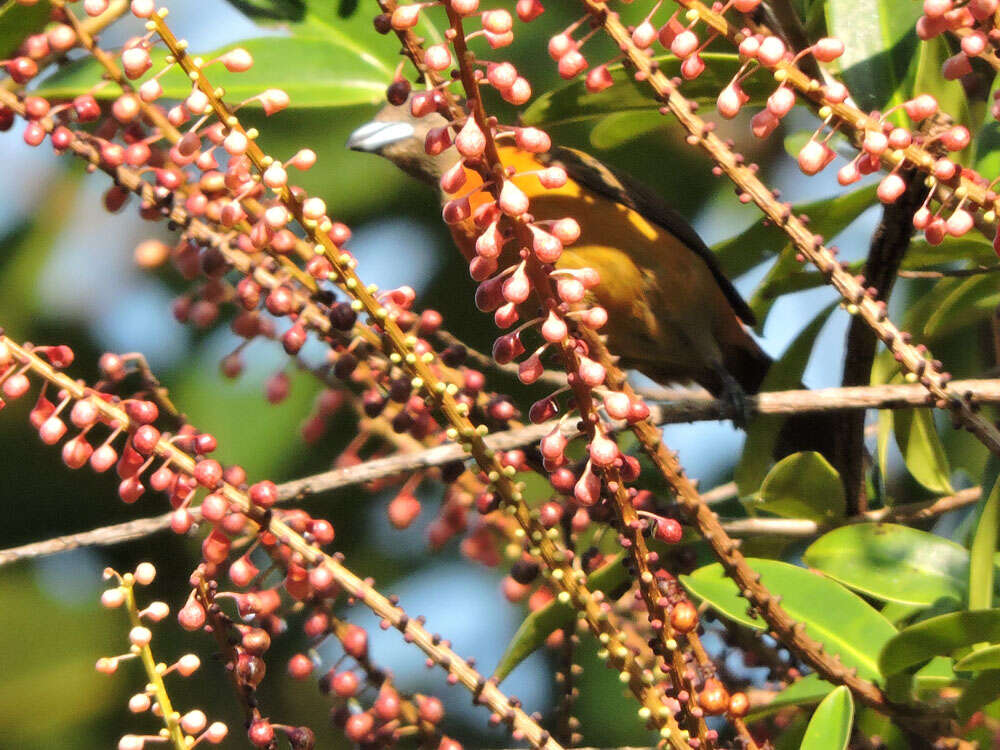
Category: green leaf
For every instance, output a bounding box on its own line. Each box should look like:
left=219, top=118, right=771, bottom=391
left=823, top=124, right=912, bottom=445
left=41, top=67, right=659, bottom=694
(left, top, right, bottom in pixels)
left=522, top=54, right=767, bottom=128
left=746, top=451, right=846, bottom=524
left=824, top=0, right=922, bottom=116
left=588, top=110, right=667, bottom=150
left=955, top=644, right=1000, bottom=672
left=735, top=304, right=835, bottom=495
left=0, top=0, right=51, bottom=60
left=904, top=236, right=996, bottom=269
left=894, top=408, right=954, bottom=495
left=879, top=610, right=1000, bottom=675
left=803, top=524, right=969, bottom=606
left=915, top=655, right=958, bottom=693
left=713, top=185, right=877, bottom=279
left=881, top=601, right=925, bottom=626
left=493, top=553, right=628, bottom=683
left=747, top=245, right=809, bottom=328
left=37, top=37, right=390, bottom=108
left=800, top=686, right=854, bottom=750
left=682, top=558, right=896, bottom=682
left=747, top=673, right=833, bottom=721
left=958, top=670, right=1000, bottom=720
left=923, top=273, right=1000, bottom=340
left=970, top=474, right=1000, bottom=611
left=220, top=0, right=423, bottom=71
left=976, top=71, right=1000, bottom=179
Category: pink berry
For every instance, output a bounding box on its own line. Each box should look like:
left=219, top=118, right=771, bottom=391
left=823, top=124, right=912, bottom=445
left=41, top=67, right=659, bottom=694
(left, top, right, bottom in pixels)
left=455, top=117, right=486, bottom=158
left=877, top=174, right=906, bottom=203
left=757, top=36, right=786, bottom=65
left=557, top=49, right=587, bottom=79
left=548, top=33, right=576, bottom=60
left=717, top=83, right=746, bottom=119
left=671, top=29, right=698, bottom=58
left=751, top=110, right=779, bottom=138
left=588, top=433, right=618, bottom=467
left=39, top=416, right=67, bottom=445
left=766, top=86, right=795, bottom=117
left=947, top=208, right=974, bottom=236
left=90, top=444, right=118, bottom=473
left=903, top=94, right=938, bottom=121
left=585, top=64, right=614, bottom=93
left=482, top=9, right=512, bottom=34
left=797, top=140, right=834, bottom=175
left=812, top=37, right=844, bottom=62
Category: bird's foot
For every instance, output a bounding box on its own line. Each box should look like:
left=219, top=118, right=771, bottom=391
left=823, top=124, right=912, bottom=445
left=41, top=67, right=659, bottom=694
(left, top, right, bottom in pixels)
left=717, top=371, right=752, bottom=430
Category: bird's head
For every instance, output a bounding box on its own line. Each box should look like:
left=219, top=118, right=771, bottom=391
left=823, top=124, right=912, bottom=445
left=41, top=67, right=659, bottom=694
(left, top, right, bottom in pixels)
left=346, top=99, right=455, bottom=186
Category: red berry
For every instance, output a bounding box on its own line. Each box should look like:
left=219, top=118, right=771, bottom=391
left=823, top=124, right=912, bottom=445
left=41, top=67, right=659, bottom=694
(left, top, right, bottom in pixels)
left=248, top=719, right=274, bottom=747
left=132, top=425, right=160, bottom=455
left=344, top=712, right=374, bottom=743
left=655, top=517, right=683, bottom=544
left=341, top=624, right=368, bottom=659
left=287, top=653, right=313, bottom=680
left=194, top=459, right=222, bottom=487
left=249, top=480, right=278, bottom=508
left=332, top=670, right=359, bottom=697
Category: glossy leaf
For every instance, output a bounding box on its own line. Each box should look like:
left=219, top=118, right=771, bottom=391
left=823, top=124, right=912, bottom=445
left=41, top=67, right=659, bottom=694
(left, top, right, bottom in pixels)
left=522, top=54, right=767, bottom=128
left=803, top=524, right=969, bottom=606
left=37, top=37, right=390, bottom=108
left=713, top=185, right=877, bottom=279
left=735, top=304, right=835, bottom=495
left=923, top=273, right=1000, bottom=340
left=493, top=553, right=628, bottom=683
left=0, top=0, right=50, bottom=61
left=682, top=558, right=896, bottom=682
left=975, top=66, right=1000, bottom=178
left=800, top=686, right=854, bottom=750
left=879, top=610, right=1000, bottom=675
left=905, top=236, right=996, bottom=268
left=824, top=0, right=922, bottom=115
left=220, top=0, right=429, bottom=69
left=958, top=670, right=1000, bottom=720
left=914, top=655, right=958, bottom=692
left=746, top=451, right=845, bottom=523
left=970, top=473, right=1000, bottom=611
left=954, top=644, right=1000, bottom=672
left=894, top=408, right=954, bottom=495
left=747, top=673, right=832, bottom=720
left=588, top=111, right=667, bottom=150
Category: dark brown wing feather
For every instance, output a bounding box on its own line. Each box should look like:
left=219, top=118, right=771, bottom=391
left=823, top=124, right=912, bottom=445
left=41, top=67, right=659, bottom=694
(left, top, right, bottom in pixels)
left=540, top=146, right=757, bottom=327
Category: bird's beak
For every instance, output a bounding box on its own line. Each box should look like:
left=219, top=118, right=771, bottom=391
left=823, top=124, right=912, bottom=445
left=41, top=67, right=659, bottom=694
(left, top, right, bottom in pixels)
left=346, top=120, right=416, bottom=152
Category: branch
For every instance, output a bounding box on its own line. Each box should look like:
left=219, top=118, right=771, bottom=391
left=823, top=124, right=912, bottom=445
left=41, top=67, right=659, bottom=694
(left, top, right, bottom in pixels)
left=0, top=334, right=564, bottom=750
left=579, top=1, right=965, bottom=736
left=3, top=380, right=997, bottom=566
left=718, top=486, right=982, bottom=537
left=838, top=166, right=927, bottom=513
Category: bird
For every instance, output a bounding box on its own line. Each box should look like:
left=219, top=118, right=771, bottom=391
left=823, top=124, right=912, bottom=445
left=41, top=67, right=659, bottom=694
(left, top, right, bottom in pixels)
left=347, top=100, right=838, bottom=458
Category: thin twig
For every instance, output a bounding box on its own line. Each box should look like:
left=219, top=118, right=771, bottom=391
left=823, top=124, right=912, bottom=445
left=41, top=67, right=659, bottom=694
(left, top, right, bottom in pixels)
left=899, top=266, right=1000, bottom=279
left=2, top=380, right=997, bottom=566
left=719, top=486, right=982, bottom=537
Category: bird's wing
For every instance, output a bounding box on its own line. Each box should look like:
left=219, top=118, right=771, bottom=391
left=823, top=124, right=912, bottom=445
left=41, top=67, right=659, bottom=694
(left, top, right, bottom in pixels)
left=539, top=146, right=757, bottom=327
